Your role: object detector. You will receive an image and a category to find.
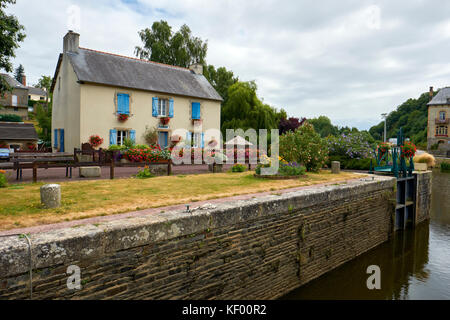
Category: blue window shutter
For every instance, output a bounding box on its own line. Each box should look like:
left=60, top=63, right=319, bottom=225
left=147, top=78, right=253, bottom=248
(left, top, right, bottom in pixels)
left=169, top=98, right=174, bottom=118
left=109, top=129, right=117, bottom=146
left=54, top=129, right=58, bottom=147
left=152, top=97, right=158, bottom=117
left=130, top=130, right=136, bottom=143
left=201, top=133, right=204, bottom=148
left=117, top=94, right=130, bottom=115
left=60, top=129, right=65, bottom=152
left=192, top=102, right=200, bottom=120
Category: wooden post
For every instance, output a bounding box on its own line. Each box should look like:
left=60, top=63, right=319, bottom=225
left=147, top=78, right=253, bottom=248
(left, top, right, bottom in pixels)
left=168, top=159, right=172, bottom=176
left=32, top=163, right=37, bottom=183
left=110, top=153, right=115, bottom=180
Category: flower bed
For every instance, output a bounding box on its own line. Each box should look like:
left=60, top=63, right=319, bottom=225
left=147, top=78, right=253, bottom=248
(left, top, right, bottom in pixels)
left=254, top=157, right=306, bottom=179
left=124, top=145, right=171, bottom=163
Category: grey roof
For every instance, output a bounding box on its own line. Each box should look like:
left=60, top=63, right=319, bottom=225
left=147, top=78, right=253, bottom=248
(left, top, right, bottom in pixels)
left=0, top=73, right=27, bottom=90
left=27, top=86, right=46, bottom=96
left=428, top=87, right=450, bottom=105
left=0, top=122, right=38, bottom=141
left=64, top=48, right=222, bottom=101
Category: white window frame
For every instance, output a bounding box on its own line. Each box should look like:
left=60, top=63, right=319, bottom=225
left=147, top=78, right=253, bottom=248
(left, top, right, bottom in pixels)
left=117, top=130, right=129, bottom=146
left=192, top=132, right=202, bottom=148
left=158, top=98, right=168, bottom=117
left=439, top=111, right=446, bottom=121
left=12, top=95, right=17, bottom=106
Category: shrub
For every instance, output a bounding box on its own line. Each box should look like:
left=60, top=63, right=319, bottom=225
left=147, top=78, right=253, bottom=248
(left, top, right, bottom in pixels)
left=135, top=167, right=155, bottom=179
left=413, top=153, right=435, bottom=168
left=326, top=132, right=373, bottom=159
left=278, top=162, right=306, bottom=176
left=231, top=164, right=247, bottom=172
left=401, top=141, right=417, bottom=158
left=123, top=138, right=135, bottom=149
left=108, top=144, right=127, bottom=151
left=124, top=145, right=171, bottom=162
left=0, top=170, right=7, bottom=188
left=279, top=123, right=328, bottom=172
left=0, top=114, right=22, bottom=122
left=328, top=155, right=372, bottom=170
left=441, top=162, right=450, bottom=173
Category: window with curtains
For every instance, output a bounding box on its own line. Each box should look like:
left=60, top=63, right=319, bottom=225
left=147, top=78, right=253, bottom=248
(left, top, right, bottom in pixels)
left=158, top=99, right=168, bottom=116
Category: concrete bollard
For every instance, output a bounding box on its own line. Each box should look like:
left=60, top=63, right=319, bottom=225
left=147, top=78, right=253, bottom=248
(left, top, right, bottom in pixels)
left=40, top=184, right=61, bottom=208
left=331, top=161, right=341, bottom=174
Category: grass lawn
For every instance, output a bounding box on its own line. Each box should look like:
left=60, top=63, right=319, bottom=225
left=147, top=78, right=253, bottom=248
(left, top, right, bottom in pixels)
left=0, top=170, right=363, bottom=231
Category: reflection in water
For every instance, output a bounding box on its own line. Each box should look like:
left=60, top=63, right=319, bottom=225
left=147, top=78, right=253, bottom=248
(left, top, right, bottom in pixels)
left=282, top=170, right=450, bottom=300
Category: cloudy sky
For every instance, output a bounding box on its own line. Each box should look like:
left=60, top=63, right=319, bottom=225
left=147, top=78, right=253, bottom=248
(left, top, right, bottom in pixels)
left=6, top=0, right=450, bottom=129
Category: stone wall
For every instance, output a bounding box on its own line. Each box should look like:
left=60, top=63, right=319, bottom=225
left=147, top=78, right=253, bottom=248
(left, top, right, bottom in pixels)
left=415, top=171, right=432, bottom=224
left=0, top=175, right=427, bottom=300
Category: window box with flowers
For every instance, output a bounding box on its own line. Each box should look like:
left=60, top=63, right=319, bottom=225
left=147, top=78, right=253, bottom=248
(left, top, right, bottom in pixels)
left=160, top=117, right=170, bottom=126
left=118, top=113, right=129, bottom=122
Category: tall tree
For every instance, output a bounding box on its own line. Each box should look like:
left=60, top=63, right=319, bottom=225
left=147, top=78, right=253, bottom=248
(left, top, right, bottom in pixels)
left=279, top=117, right=305, bottom=135
left=35, top=75, right=52, bottom=102
left=0, top=0, right=25, bottom=95
left=308, top=116, right=339, bottom=137
left=203, top=65, right=238, bottom=106
left=14, top=64, right=24, bottom=83
left=135, top=20, right=207, bottom=68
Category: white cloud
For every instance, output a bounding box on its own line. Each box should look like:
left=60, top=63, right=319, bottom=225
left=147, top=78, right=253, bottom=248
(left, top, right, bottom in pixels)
left=5, top=0, right=450, bottom=130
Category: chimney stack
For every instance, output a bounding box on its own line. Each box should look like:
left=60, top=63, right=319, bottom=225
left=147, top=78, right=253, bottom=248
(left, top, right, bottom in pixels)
left=429, top=86, right=434, bottom=101
left=21, top=75, right=26, bottom=86
left=189, top=63, right=203, bottom=75
left=63, top=30, right=80, bottom=54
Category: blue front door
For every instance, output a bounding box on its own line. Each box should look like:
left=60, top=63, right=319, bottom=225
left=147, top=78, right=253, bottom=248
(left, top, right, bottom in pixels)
left=158, top=132, right=168, bottom=148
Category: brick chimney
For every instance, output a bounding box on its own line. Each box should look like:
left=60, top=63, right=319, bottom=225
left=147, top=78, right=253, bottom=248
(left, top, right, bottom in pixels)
left=189, top=63, right=203, bottom=75
left=429, top=86, right=434, bottom=101
left=63, top=30, right=80, bottom=54
left=21, top=75, right=26, bottom=86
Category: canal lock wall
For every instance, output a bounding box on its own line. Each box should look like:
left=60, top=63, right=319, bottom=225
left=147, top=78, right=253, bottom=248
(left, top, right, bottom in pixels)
left=0, top=172, right=432, bottom=299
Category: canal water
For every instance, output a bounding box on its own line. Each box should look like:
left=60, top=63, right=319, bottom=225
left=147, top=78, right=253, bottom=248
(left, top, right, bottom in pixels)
left=282, top=170, right=450, bottom=300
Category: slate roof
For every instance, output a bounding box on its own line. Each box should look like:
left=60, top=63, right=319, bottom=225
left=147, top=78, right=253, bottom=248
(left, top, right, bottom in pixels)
left=57, top=48, right=222, bottom=101
left=27, top=86, right=46, bottom=96
left=0, top=122, right=38, bottom=141
left=0, top=74, right=27, bottom=90
left=428, top=87, right=450, bottom=105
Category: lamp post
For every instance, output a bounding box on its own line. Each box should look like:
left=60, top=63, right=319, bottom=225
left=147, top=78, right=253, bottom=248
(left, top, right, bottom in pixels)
left=381, top=113, right=387, bottom=142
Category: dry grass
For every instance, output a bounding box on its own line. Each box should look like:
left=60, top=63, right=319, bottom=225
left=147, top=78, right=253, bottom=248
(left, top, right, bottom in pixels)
left=413, top=153, right=436, bottom=168
left=0, top=170, right=363, bottom=231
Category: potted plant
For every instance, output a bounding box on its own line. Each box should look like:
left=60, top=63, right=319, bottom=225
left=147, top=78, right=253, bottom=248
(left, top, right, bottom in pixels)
left=89, top=135, right=104, bottom=149
left=378, top=142, right=391, bottom=158
left=160, top=117, right=170, bottom=125
left=401, top=141, right=416, bottom=159
left=118, top=113, right=129, bottom=122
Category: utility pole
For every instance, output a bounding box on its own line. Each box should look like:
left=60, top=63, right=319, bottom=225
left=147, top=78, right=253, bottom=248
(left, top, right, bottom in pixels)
left=381, top=113, right=387, bottom=142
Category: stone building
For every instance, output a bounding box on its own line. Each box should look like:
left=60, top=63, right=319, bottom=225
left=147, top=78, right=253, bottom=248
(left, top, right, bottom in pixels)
left=427, top=87, right=450, bottom=156
left=50, top=31, right=222, bottom=152
left=0, top=74, right=29, bottom=120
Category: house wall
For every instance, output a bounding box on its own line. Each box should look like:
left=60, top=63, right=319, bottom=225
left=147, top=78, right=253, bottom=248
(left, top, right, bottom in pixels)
left=79, top=83, right=221, bottom=148
left=51, top=55, right=81, bottom=152
left=0, top=88, right=29, bottom=120
left=427, top=105, right=450, bottom=153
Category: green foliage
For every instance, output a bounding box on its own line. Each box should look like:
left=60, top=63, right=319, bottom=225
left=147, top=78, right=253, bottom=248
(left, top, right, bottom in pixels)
left=143, top=125, right=158, bottom=145
left=0, top=114, right=21, bottom=122
left=14, top=64, right=24, bottom=83
left=35, top=102, right=51, bottom=143
left=0, top=172, right=7, bottom=188
left=326, top=132, right=374, bottom=159
left=369, top=91, right=431, bottom=145
left=0, top=0, right=25, bottom=95
left=279, top=123, right=328, bottom=172
left=221, top=81, right=283, bottom=139
left=308, top=116, right=339, bottom=137
left=441, top=162, right=450, bottom=173
left=231, top=164, right=247, bottom=172
left=203, top=65, right=238, bottom=105
left=328, top=155, right=372, bottom=170
left=34, top=75, right=52, bottom=96
left=278, top=163, right=306, bottom=176
left=108, top=144, right=127, bottom=151
left=135, top=167, right=155, bottom=179
left=123, top=137, right=135, bottom=149
left=135, top=20, right=207, bottom=68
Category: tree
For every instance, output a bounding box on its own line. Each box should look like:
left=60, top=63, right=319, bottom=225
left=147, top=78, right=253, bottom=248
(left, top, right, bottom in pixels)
left=14, top=64, right=24, bottom=83
left=135, top=20, right=207, bottom=68
left=35, top=101, right=52, bottom=143
left=308, top=116, right=339, bottom=137
left=279, top=117, right=305, bottom=135
left=0, top=0, right=25, bottom=95
left=203, top=65, right=238, bottom=106
left=35, top=75, right=52, bottom=102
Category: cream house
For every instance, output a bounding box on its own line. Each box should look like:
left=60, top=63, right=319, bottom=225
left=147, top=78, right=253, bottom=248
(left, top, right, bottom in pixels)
left=427, top=86, right=450, bottom=155
left=50, top=31, right=222, bottom=152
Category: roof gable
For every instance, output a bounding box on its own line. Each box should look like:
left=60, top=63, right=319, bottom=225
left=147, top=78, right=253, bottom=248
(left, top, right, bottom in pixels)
left=63, top=48, right=222, bottom=101
left=0, top=74, right=27, bottom=90
left=428, top=87, right=450, bottom=106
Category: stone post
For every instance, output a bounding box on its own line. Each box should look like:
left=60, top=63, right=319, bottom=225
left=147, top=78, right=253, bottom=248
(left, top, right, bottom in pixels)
left=331, top=161, right=340, bottom=174
left=40, top=184, right=61, bottom=208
